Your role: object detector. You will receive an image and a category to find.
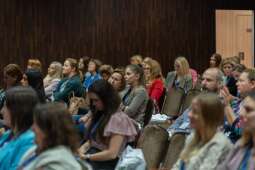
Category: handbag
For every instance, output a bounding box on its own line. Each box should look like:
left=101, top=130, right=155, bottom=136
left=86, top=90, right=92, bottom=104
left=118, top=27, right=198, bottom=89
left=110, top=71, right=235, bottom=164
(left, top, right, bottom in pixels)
left=115, top=145, right=146, bottom=170
left=68, top=92, right=89, bottom=115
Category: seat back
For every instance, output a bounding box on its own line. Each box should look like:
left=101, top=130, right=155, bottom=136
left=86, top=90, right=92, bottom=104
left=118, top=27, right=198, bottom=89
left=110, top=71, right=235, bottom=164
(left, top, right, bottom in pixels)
left=137, top=125, right=169, bottom=169
left=180, top=89, right=201, bottom=113
left=161, top=87, right=184, bottom=117
left=143, top=99, right=154, bottom=127
left=162, top=132, right=187, bottom=169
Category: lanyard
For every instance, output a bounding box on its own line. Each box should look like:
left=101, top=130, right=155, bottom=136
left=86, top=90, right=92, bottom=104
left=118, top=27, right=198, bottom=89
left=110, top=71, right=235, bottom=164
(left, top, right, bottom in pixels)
left=0, top=132, right=13, bottom=148
left=18, top=152, right=38, bottom=170
left=239, top=147, right=252, bottom=170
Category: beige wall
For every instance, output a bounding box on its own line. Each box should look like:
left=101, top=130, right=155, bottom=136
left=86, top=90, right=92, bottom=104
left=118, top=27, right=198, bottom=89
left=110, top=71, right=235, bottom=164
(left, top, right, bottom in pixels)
left=216, top=10, right=254, bottom=67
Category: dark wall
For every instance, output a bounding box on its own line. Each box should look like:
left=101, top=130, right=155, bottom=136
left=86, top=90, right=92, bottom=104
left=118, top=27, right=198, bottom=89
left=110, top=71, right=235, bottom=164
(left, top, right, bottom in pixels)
left=0, top=0, right=254, bottom=85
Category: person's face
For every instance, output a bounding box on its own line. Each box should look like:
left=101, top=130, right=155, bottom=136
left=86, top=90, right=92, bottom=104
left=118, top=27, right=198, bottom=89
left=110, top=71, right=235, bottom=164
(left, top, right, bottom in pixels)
left=209, top=56, right=216, bottom=67
left=236, top=72, right=254, bottom=96
left=21, top=74, right=29, bottom=86
left=48, top=64, right=56, bottom=76
left=188, top=98, right=202, bottom=130
left=101, top=73, right=110, bottom=81
left=32, top=121, right=46, bottom=151
left=62, top=60, right=73, bottom=76
left=1, top=102, right=11, bottom=128
left=223, top=63, right=233, bottom=76
left=174, top=61, right=181, bottom=74
left=201, top=70, right=220, bottom=92
left=3, top=72, right=17, bottom=88
left=78, top=59, right=84, bottom=70
left=88, top=92, right=104, bottom=111
left=88, top=61, right=96, bottom=73
left=124, top=67, right=139, bottom=85
left=143, top=63, right=151, bottom=78
left=240, top=97, right=255, bottom=131
left=232, top=70, right=241, bottom=81
left=108, top=72, right=123, bottom=90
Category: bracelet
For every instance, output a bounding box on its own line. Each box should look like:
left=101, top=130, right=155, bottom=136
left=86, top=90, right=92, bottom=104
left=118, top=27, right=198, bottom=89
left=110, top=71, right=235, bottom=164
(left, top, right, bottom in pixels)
left=85, top=154, right=91, bottom=160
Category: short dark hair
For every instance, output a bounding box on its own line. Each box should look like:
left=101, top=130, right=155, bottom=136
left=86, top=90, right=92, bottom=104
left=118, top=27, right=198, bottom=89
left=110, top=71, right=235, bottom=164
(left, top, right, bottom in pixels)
left=5, top=86, right=39, bottom=134
left=34, top=102, right=79, bottom=153
left=4, top=64, right=23, bottom=84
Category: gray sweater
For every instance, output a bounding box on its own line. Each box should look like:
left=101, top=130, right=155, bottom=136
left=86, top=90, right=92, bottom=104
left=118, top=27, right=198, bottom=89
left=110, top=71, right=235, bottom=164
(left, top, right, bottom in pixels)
left=19, top=146, right=84, bottom=170
left=172, top=132, right=233, bottom=170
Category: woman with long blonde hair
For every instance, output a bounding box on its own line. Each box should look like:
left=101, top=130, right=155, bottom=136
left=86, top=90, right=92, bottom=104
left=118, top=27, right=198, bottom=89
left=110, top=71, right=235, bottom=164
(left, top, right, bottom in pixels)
left=165, top=57, right=192, bottom=92
left=172, top=93, right=232, bottom=170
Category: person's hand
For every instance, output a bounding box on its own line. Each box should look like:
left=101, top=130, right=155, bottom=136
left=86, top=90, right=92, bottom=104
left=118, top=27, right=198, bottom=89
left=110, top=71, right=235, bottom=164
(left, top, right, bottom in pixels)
left=79, top=112, right=92, bottom=124
left=220, top=86, right=234, bottom=105
left=0, top=128, right=5, bottom=136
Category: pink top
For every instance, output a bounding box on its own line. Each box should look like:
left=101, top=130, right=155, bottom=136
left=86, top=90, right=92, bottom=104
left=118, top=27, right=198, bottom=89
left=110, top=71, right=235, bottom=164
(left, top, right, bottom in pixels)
left=91, top=111, right=138, bottom=156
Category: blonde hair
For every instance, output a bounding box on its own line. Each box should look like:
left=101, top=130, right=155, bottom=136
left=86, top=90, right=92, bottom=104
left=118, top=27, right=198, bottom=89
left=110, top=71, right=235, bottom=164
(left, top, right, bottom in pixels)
left=180, top=93, right=224, bottom=162
left=44, top=62, right=62, bottom=86
left=143, top=59, right=163, bottom=81
left=130, top=54, right=143, bottom=65
left=175, top=57, right=190, bottom=76
left=27, top=59, right=42, bottom=71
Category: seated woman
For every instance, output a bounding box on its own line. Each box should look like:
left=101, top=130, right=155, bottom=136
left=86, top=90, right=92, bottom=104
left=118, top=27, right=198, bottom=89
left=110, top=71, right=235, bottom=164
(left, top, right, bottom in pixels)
left=99, top=64, right=113, bottom=81
left=26, top=58, right=42, bottom=72
left=53, top=58, right=84, bottom=105
left=83, top=59, right=102, bottom=91
left=0, top=64, right=23, bottom=110
left=172, top=93, right=232, bottom=170
left=221, top=59, right=238, bottom=96
left=43, top=61, right=62, bottom=99
left=165, top=56, right=193, bottom=92
left=209, top=53, right=222, bottom=68
left=22, top=69, right=46, bottom=103
left=121, top=64, right=149, bottom=124
left=142, top=58, right=164, bottom=108
left=78, top=80, right=137, bottom=170
left=217, top=92, right=255, bottom=169
left=108, top=68, right=126, bottom=97
left=18, top=102, right=91, bottom=170
left=0, top=86, right=39, bottom=170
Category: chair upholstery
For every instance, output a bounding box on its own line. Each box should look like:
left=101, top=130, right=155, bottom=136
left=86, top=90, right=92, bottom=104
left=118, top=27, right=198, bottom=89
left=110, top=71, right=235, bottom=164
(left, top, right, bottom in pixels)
left=161, top=87, right=184, bottom=118
left=162, top=132, right=187, bottom=169
left=137, top=125, right=169, bottom=169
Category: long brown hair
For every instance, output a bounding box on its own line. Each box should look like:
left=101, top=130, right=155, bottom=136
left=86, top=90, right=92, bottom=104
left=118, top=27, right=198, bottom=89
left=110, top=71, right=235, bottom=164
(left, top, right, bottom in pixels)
left=34, top=102, right=79, bottom=153
left=180, top=93, right=224, bottom=161
left=87, top=79, right=121, bottom=143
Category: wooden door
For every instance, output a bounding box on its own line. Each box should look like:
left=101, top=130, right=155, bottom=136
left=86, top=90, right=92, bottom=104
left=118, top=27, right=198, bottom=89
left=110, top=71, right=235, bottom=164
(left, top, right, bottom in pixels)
left=216, top=10, right=254, bottom=68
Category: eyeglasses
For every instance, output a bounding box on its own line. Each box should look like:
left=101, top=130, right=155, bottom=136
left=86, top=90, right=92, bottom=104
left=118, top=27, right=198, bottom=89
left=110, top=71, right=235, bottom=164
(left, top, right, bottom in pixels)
left=143, top=67, right=151, bottom=70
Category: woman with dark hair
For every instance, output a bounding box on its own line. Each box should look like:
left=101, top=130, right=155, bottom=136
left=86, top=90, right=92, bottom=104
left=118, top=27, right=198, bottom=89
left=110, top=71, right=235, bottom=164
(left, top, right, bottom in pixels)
left=78, top=80, right=137, bottom=170
left=108, top=68, right=126, bottom=96
left=22, top=69, right=46, bottom=103
left=210, top=53, right=222, bottom=68
left=18, top=102, right=91, bottom=170
left=53, top=58, right=84, bottom=104
left=83, top=59, right=102, bottom=91
left=121, top=64, right=149, bottom=124
left=0, top=64, right=23, bottom=110
left=0, top=86, right=39, bottom=170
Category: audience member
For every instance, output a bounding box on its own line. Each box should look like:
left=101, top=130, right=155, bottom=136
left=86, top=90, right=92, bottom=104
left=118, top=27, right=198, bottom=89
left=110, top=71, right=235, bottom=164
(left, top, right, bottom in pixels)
left=165, top=57, right=193, bottom=92
left=0, top=86, right=39, bottom=170
left=18, top=103, right=90, bottom=170
left=43, top=61, right=62, bottom=99
left=78, top=80, right=137, bottom=170
left=172, top=93, right=232, bottom=170
left=27, top=59, right=42, bottom=72
left=99, top=64, right=113, bottom=81
left=121, top=64, right=149, bottom=125
left=53, top=58, right=84, bottom=105
left=209, top=53, right=222, bottom=68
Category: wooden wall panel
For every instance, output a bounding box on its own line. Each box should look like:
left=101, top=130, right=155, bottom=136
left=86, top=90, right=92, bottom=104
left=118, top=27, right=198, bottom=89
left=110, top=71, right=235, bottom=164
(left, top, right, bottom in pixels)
left=0, top=0, right=254, bottom=86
